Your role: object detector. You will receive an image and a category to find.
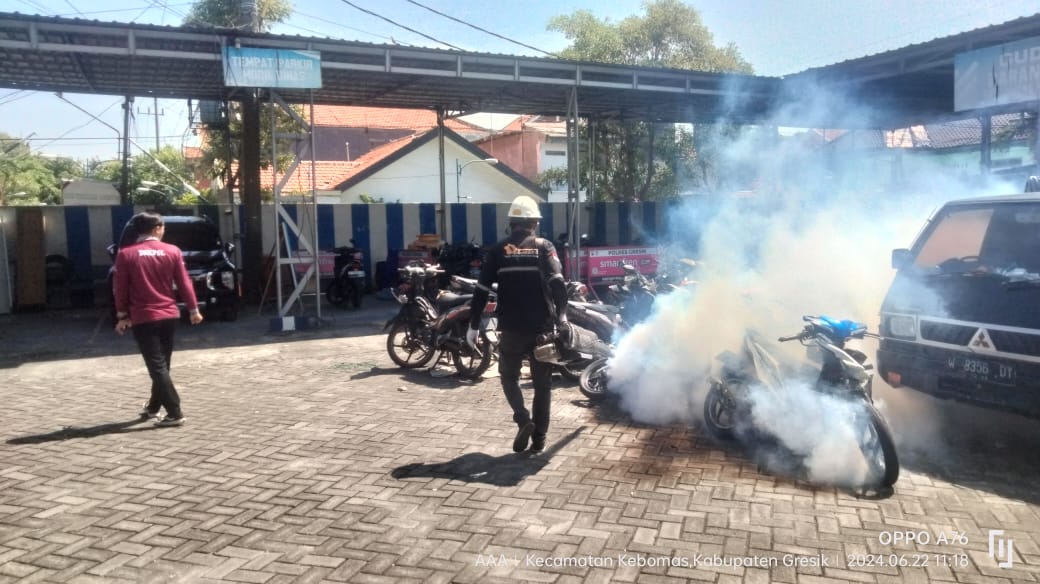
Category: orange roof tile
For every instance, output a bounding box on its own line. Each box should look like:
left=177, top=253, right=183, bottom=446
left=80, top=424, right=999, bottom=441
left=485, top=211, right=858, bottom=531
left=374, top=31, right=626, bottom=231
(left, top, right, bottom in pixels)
left=306, top=105, right=477, bottom=133
left=230, top=134, right=421, bottom=192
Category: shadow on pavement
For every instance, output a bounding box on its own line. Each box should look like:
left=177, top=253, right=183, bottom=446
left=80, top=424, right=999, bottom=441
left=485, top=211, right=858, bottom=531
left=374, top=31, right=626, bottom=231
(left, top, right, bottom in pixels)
left=390, top=428, right=584, bottom=487
left=7, top=417, right=160, bottom=444
left=0, top=300, right=398, bottom=369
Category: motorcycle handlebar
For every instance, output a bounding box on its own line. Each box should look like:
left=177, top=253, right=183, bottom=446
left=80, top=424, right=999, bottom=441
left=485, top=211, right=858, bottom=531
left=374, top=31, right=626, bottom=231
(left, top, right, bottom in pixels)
left=777, top=334, right=800, bottom=342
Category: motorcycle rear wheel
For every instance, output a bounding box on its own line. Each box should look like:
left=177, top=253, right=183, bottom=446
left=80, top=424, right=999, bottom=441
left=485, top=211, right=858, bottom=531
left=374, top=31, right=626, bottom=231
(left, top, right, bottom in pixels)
left=452, top=336, right=493, bottom=379
left=326, top=279, right=347, bottom=306
left=386, top=321, right=436, bottom=368
left=859, top=404, right=900, bottom=488
left=578, top=357, right=609, bottom=400
left=703, top=382, right=739, bottom=440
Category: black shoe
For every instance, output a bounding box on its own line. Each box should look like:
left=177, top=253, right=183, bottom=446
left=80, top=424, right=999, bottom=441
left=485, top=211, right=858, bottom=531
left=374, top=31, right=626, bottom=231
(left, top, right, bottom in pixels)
left=529, top=436, right=545, bottom=453
left=513, top=421, right=535, bottom=452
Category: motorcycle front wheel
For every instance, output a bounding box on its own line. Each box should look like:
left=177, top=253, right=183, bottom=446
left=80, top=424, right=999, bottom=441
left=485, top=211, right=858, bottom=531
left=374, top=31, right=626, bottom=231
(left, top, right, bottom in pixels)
left=703, top=382, right=739, bottom=440
left=578, top=357, right=609, bottom=400
left=859, top=404, right=900, bottom=488
left=386, top=321, right=436, bottom=368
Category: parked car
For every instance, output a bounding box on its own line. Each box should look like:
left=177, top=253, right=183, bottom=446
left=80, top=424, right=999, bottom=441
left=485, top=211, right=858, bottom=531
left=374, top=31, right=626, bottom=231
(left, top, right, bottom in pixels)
left=877, top=193, right=1040, bottom=419
left=108, top=215, right=240, bottom=321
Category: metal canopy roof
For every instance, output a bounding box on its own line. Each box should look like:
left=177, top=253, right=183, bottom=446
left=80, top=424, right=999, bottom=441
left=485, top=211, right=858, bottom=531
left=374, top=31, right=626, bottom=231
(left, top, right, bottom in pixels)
left=2, top=11, right=1039, bottom=128
left=0, top=12, right=780, bottom=125
left=788, top=12, right=1040, bottom=128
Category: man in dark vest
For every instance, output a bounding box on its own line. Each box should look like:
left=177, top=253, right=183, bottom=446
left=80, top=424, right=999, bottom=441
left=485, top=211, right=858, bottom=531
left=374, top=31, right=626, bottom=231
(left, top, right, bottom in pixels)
left=468, top=195, right=569, bottom=453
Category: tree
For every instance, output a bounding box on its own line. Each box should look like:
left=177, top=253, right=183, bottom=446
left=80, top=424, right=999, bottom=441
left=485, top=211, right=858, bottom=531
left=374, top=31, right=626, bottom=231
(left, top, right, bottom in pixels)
left=0, top=134, right=82, bottom=205
left=547, top=0, right=753, bottom=200
left=184, top=0, right=292, bottom=31
left=184, top=0, right=300, bottom=197
left=88, top=146, right=197, bottom=205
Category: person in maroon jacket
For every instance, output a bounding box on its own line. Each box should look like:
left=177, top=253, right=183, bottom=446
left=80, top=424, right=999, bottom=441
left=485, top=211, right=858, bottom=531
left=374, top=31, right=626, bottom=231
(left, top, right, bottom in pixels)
left=113, top=211, right=203, bottom=426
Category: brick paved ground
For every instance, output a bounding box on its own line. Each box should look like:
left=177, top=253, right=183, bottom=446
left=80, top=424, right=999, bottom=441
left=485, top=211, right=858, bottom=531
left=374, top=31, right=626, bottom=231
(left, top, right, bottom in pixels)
left=1, top=304, right=1038, bottom=583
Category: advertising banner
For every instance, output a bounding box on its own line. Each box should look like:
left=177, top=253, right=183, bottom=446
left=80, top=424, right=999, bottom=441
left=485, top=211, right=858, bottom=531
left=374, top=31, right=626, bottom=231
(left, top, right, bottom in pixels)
left=568, top=246, right=659, bottom=284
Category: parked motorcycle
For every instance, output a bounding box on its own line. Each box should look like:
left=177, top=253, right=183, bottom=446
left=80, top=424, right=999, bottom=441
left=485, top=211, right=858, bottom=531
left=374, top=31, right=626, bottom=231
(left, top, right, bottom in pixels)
left=384, top=264, right=495, bottom=379
left=703, top=315, right=899, bottom=488
left=326, top=242, right=366, bottom=309
left=576, top=263, right=659, bottom=398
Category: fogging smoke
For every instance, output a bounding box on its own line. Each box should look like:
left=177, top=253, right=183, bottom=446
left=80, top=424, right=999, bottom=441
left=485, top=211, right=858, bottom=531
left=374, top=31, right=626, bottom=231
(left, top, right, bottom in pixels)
left=607, top=81, right=1022, bottom=483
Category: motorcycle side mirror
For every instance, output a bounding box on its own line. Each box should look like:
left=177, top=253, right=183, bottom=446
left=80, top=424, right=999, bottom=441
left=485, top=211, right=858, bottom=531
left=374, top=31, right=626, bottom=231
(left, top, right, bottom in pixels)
left=891, top=248, right=911, bottom=270
left=106, top=243, right=117, bottom=258
left=225, top=242, right=235, bottom=254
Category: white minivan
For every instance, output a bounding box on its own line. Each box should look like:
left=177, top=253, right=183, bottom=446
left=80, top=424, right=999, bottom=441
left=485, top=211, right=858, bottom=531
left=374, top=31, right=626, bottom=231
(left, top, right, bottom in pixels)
left=877, top=194, right=1040, bottom=418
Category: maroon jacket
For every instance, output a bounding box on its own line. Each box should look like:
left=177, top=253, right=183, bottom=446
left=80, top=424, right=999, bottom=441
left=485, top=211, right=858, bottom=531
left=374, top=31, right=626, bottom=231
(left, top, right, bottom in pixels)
left=113, top=238, right=199, bottom=324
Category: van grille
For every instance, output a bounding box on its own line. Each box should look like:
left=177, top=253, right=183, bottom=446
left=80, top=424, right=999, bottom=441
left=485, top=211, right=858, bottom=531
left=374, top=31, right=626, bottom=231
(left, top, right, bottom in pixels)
left=919, top=321, right=976, bottom=346
left=989, top=330, right=1040, bottom=357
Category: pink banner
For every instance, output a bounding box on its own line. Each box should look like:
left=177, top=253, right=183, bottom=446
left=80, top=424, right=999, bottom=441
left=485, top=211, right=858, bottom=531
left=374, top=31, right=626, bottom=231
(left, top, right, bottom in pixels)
left=568, top=246, right=659, bottom=283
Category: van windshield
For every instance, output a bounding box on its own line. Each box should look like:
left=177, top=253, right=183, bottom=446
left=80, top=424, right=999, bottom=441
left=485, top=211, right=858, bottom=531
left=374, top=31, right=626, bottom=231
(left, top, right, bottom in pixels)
left=913, top=202, right=1040, bottom=279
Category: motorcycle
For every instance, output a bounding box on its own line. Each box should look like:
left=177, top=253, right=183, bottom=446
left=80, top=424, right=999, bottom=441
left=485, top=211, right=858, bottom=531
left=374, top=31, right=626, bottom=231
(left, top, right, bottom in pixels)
left=326, top=242, right=366, bottom=309
left=702, top=315, right=899, bottom=488
left=454, top=276, right=616, bottom=382
left=383, top=264, right=495, bottom=379
left=576, top=264, right=660, bottom=399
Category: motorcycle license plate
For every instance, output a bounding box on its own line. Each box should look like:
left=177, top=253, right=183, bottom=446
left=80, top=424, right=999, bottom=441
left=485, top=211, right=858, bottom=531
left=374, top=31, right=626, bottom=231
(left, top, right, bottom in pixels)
left=946, top=356, right=1016, bottom=386
left=347, top=271, right=365, bottom=277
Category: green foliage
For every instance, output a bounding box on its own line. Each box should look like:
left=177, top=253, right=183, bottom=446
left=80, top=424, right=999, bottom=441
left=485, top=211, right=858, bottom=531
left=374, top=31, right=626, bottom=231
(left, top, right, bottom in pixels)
left=547, top=0, right=753, bottom=200
left=85, top=145, right=199, bottom=205
left=196, top=103, right=304, bottom=190
left=358, top=194, right=386, bottom=204
left=535, top=166, right=570, bottom=194
left=184, top=0, right=293, bottom=31
left=0, top=133, right=83, bottom=205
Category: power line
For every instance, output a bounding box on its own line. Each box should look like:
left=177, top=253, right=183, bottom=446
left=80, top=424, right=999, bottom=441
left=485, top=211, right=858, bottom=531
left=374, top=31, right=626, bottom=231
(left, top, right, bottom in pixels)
left=62, top=0, right=85, bottom=16
left=336, top=0, right=464, bottom=51
left=293, top=10, right=412, bottom=45
left=54, top=3, right=194, bottom=18
left=402, top=0, right=557, bottom=57
left=33, top=98, right=123, bottom=151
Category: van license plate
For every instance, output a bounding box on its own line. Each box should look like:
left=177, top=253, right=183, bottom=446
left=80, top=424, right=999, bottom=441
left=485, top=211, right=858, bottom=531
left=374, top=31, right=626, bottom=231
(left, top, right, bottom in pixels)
left=948, top=357, right=1016, bottom=385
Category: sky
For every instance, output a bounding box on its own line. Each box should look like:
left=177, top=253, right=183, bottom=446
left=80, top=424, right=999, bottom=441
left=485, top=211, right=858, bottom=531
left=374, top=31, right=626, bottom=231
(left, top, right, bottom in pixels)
left=1, top=0, right=1038, bottom=161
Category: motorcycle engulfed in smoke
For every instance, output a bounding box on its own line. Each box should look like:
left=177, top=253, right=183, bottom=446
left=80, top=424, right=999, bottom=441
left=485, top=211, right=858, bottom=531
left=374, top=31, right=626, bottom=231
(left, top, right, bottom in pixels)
left=577, top=263, right=672, bottom=399
left=383, top=264, right=496, bottom=379
left=703, top=315, right=900, bottom=489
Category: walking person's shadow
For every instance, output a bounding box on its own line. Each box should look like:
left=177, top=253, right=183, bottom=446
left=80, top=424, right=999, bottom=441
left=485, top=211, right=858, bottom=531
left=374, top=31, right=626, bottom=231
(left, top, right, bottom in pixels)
left=391, top=428, right=584, bottom=487
left=7, top=417, right=158, bottom=444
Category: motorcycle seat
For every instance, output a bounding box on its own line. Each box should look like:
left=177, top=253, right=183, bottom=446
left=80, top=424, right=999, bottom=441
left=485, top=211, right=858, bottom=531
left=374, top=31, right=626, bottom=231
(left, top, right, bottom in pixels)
left=572, top=301, right=620, bottom=316
left=437, top=292, right=473, bottom=309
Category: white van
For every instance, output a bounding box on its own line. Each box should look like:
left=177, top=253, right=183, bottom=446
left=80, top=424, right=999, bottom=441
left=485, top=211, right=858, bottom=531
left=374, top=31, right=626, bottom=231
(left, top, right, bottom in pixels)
left=877, top=194, right=1040, bottom=418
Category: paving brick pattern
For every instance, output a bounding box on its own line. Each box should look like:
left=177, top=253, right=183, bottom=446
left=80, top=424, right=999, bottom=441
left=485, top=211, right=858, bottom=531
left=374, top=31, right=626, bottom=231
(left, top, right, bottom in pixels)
left=1, top=307, right=1039, bottom=583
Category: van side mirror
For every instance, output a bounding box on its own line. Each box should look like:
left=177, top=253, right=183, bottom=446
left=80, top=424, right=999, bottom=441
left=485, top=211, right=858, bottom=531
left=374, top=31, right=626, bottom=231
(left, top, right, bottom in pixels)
left=891, top=248, right=911, bottom=270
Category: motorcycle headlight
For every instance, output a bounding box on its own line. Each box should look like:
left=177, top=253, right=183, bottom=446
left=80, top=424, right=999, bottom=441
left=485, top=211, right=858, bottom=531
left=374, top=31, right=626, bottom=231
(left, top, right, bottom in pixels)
left=886, top=315, right=916, bottom=339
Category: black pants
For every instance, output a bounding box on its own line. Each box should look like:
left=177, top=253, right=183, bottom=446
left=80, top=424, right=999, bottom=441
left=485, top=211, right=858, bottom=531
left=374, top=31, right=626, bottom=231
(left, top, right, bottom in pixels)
left=498, top=331, right=553, bottom=440
left=131, top=318, right=183, bottom=418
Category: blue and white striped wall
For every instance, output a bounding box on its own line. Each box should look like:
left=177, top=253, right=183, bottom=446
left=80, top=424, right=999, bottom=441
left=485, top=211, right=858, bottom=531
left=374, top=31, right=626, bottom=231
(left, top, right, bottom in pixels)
left=1, top=201, right=676, bottom=296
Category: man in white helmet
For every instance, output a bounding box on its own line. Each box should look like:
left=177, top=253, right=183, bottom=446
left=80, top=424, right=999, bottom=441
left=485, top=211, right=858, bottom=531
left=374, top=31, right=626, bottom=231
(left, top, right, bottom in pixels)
left=467, top=195, right=569, bottom=454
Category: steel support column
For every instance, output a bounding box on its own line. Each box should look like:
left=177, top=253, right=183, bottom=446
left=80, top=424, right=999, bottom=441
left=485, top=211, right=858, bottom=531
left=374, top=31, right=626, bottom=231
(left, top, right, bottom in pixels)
left=566, top=87, right=581, bottom=281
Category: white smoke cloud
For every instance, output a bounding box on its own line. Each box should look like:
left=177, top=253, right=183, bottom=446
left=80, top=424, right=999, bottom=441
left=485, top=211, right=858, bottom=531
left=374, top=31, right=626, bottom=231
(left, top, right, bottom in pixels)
left=606, top=82, right=1023, bottom=484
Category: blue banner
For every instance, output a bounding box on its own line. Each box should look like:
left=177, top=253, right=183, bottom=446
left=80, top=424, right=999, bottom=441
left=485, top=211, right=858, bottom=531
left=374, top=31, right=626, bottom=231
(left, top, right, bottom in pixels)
left=223, top=47, right=322, bottom=89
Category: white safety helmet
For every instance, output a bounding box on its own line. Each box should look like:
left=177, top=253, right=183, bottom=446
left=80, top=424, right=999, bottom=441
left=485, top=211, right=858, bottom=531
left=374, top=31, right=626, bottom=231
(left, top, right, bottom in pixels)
left=508, top=195, right=542, bottom=220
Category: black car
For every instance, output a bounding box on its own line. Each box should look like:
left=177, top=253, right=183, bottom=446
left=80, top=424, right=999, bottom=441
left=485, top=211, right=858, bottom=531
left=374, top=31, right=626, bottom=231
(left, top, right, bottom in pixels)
left=108, top=215, right=240, bottom=321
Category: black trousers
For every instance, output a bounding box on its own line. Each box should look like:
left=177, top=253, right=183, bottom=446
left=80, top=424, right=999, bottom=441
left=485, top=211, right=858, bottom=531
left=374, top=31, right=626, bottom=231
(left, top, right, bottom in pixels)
left=497, top=330, right=553, bottom=439
left=131, top=318, right=183, bottom=418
